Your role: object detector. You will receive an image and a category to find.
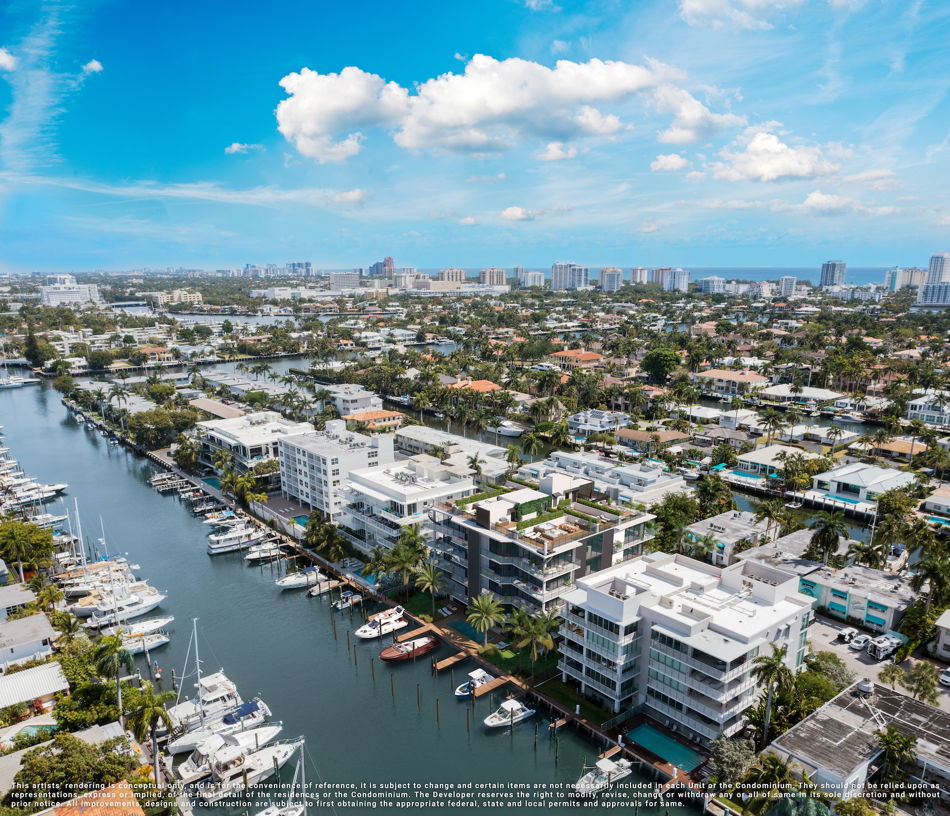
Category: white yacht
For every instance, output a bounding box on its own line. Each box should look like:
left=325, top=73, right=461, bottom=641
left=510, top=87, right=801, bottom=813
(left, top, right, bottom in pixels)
left=244, top=541, right=283, bottom=563
left=454, top=668, right=494, bottom=699
left=83, top=591, right=167, bottom=628
left=484, top=699, right=535, bottom=728
left=275, top=567, right=324, bottom=590
left=354, top=606, right=408, bottom=640
left=166, top=699, right=272, bottom=755
left=121, top=631, right=170, bottom=655
left=101, top=615, right=174, bottom=638
left=165, top=671, right=243, bottom=731
left=176, top=724, right=284, bottom=785
left=573, top=757, right=634, bottom=796
left=198, top=737, right=304, bottom=803
left=486, top=419, right=523, bottom=437
left=255, top=740, right=306, bottom=816
left=207, top=524, right=266, bottom=555
left=331, top=590, right=362, bottom=610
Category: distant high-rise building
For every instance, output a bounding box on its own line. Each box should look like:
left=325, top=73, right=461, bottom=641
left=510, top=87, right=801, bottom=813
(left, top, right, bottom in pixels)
left=600, top=268, right=623, bottom=292
left=551, top=262, right=589, bottom=290
left=520, top=271, right=544, bottom=288
left=630, top=267, right=648, bottom=285
left=329, top=271, right=361, bottom=290
left=779, top=276, right=797, bottom=297
left=39, top=274, right=102, bottom=307
left=479, top=267, right=507, bottom=286
left=368, top=257, right=395, bottom=277
left=757, top=281, right=772, bottom=298
left=696, top=276, right=725, bottom=294
left=513, top=267, right=526, bottom=283
left=663, top=268, right=689, bottom=293
left=287, top=261, right=313, bottom=277
left=925, top=252, right=950, bottom=285
left=820, top=260, right=846, bottom=288
left=650, top=267, right=671, bottom=285
left=438, top=267, right=466, bottom=283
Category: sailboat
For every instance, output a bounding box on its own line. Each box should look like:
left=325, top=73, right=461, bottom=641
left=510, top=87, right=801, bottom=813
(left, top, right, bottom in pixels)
left=256, top=738, right=307, bottom=816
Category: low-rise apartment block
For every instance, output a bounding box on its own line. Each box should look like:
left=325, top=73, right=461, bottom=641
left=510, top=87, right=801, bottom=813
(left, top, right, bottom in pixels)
left=691, top=369, right=769, bottom=396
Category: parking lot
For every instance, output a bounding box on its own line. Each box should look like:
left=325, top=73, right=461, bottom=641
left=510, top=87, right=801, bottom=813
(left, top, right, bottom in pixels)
left=808, top=615, right=950, bottom=713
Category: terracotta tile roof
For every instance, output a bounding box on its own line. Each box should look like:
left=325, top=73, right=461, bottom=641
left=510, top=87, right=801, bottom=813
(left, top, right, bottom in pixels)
left=446, top=379, right=501, bottom=392
left=341, top=409, right=404, bottom=421
left=549, top=350, right=604, bottom=361
left=694, top=368, right=768, bottom=383
left=45, top=781, right=145, bottom=816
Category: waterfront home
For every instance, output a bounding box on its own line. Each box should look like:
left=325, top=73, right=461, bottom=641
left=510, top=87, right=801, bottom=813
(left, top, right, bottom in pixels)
left=566, top=409, right=631, bottom=439
left=684, top=510, right=776, bottom=566
left=0, top=584, right=35, bottom=622
left=196, top=411, right=313, bottom=486
left=777, top=424, right=859, bottom=448
left=0, top=662, right=68, bottom=712
left=558, top=552, right=811, bottom=739
left=341, top=408, right=405, bottom=431
left=324, top=384, right=384, bottom=416
left=278, top=420, right=395, bottom=523
left=806, top=462, right=915, bottom=509
left=681, top=405, right=723, bottom=424
left=615, top=428, right=690, bottom=452
left=344, top=455, right=474, bottom=554
left=797, top=564, right=915, bottom=630
left=906, top=388, right=950, bottom=427
left=518, top=449, right=687, bottom=507
left=429, top=480, right=654, bottom=614
left=757, top=383, right=844, bottom=405
left=735, top=444, right=816, bottom=478
left=692, top=426, right=749, bottom=450
left=922, top=485, right=950, bottom=517
left=769, top=683, right=950, bottom=800
left=394, top=425, right=509, bottom=480
left=718, top=408, right=759, bottom=430
left=690, top=368, right=768, bottom=396
left=137, top=345, right=174, bottom=363
left=869, top=436, right=928, bottom=461
left=546, top=349, right=605, bottom=371
left=0, top=614, right=57, bottom=672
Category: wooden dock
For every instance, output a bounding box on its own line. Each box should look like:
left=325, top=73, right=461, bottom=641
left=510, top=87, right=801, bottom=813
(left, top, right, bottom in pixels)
left=473, top=675, right=510, bottom=698
left=549, top=717, right=568, bottom=731
left=307, top=579, right=343, bottom=597
left=598, top=744, right=623, bottom=759
left=396, top=624, right=434, bottom=642
left=433, top=652, right=468, bottom=672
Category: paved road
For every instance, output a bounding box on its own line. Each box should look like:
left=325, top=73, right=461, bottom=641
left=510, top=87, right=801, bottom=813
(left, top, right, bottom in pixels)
left=808, top=615, right=950, bottom=712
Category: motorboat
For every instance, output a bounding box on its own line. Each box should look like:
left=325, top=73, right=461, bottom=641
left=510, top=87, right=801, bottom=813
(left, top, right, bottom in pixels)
left=255, top=739, right=306, bottom=816
left=166, top=699, right=272, bottom=755
left=203, top=510, right=237, bottom=524
left=83, top=591, right=167, bottom=628
left=198, top=737, right=304, bottom=803
left=275, top=566, right=324, bottom=590
left=207, top=525, right=266, bottom=555
left=176, top=724, right=284, bottom=784
left=331, top=590, right=362, bottom=610
left=484, top=699, right=535, bottom=728
left=165, top=671, right=243, bottom=732
left=245, top=541, right=284, bottom=563
left=454, top=668, right=495, bottom=699
left=101, top=615, right=174, bottom=638
left=379, top=636, right=439, bottom=662
left=121, top=631, right=170, bottom=655
left=354, top=606, right=408, bottom=640
left=486, top=420, right=523, bottom=438
left=839, top=413, right=865, bottom=423
left=573, top=757, right=634, bottom=796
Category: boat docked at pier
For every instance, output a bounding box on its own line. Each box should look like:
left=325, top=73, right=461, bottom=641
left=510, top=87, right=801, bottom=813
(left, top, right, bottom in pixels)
left=207, top=524, right=266, bottom=555
left=244, top=540, right=284, bottom=563
left=486, top=419, right=524, bottom=437
left=176, top=723, right=284, bottom=785
left=255, top=739, right=306, bottom=816
left=101, top=615, right=174, bottom=638
left=454, top=668, right=494, bottom=699
left=121, top=631, right=170, bottom=655
left=166, top=699, right=273, bottom=755
left=331, top=589, right=362, bottom=610
left=198, top=737, right=304, bottom=803
left=379, top=635, right=439, bottom=662
left=573, top=757, right=634, bottom=796
left=83, top=590, right=167, bottom=628
left=484, top=699, right=535, bottom=728
left=275, top=566, right=324, bottom=590
left=354, top=606, right=408, bottom=639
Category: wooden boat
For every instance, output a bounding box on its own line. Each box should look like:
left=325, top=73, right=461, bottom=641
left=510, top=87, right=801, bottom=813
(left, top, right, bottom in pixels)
left=379, top=635, right=439, bottom=662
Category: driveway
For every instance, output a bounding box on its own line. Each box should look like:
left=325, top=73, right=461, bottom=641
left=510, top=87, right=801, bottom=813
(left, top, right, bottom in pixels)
left=808, top=615, right=950, bottom=713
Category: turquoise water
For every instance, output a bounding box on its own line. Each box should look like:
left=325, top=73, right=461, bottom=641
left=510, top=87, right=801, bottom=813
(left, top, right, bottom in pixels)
left=930, top=515, right=950, bottom=527
left=626, top=723, right=704, bottom=772
left=352, top=567, right=379, bottom=587
left=294, top=514, right=309, bottom=527
left=16, top=724, right=58, bottom=738
left=202, top=476, right=221, bottom=489
left=828, top=494, right=860, bottom=505
left=730, top=469, right=763, bottom=480
left=450, top=618, right=482, bottom=641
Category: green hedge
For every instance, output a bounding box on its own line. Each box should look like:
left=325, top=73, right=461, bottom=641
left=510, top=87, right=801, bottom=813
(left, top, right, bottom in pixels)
left=565, top=508, right=598, bottom=525
left=456, top=487, right=510, bottom=507
left=577, top=498, right=622, bottom=515
left=516, top=509, right=564, bottom=531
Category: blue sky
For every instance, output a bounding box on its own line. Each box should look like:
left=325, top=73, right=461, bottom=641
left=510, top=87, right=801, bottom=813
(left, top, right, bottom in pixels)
left=0, top=0, right=948, bottom=272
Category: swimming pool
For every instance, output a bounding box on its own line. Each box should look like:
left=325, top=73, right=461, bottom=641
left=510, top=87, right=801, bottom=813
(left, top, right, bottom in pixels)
left=202, top=477, right=221, bottom=489
left=930, top=515, right=950, bottom=527
left=294, top=514, right=309, bottom=528
left=449, top=619, right=482, bottom=642
left=351, top=568, right=379, bottom=587
left=730, top=469, right=763, bottom=480
left=626, top=723, right=704, bottom=772
left=14, top=724, right=58, bottom=741
left=827, top=494, right=860, bottom=505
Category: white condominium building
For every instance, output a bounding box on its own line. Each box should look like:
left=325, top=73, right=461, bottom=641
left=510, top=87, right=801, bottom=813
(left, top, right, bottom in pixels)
left=437, top=267, right=466, bottom=282
left=479, top=267, right=507, bottom=286
left=600, top=268, right=624, bottom=292
left=551, top=262, right=589, bottom=290
left=559, top=552, right=812, bottom=742
left=278, top=420, right=395, bottom=522
left=39, top=274, right=102, bottom=307
left=344, top=456, right=474, bottom=554
left=324, top=384, right=383, bottom=416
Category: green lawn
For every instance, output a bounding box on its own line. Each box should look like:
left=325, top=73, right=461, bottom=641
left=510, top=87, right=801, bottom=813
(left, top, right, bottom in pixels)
left=396, top=589, right=443, bottom=620
left=480, top=646, right=560, bottom=681
left=535, top=678, right=612, bottom=726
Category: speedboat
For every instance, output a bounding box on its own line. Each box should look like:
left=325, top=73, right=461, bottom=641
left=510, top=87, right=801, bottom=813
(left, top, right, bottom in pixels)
left=379, top=635, right=439, bottom=662
left=573, top=757, right=634, bottom=796
left=275, top=566, right=324, bottom=590
left=166, top=699, right=272, bottom=755
left=121, top=631, right=170, bottom=655
left=354, top=606, right=408, bottom=640
left=245, top=541, right=284, bottom=563
left=484, top=699, right=535, bottom=728
left=101, top=615, right=175, bottom=638
left=83, top=591, right=167, bottom=628
left=176, top=724, right=284, bottom=785
left=165, top=671, right=243, bottom=732
left=454, top=668, right=494, bottom=699
left=331, top=590, right=363, bottom=610
left=486, top=420, right=523, bottom=437
left=198, top=737, right=304, bottom=803
left=207, top=525, right=266, bottom=555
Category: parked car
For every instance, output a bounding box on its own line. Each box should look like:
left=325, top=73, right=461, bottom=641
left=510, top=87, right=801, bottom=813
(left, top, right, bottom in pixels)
left=838, top=627, right=859, bottom=643
left=939, top=668, right=950, bottom=687
left=849, top=634, right=871, bottom=651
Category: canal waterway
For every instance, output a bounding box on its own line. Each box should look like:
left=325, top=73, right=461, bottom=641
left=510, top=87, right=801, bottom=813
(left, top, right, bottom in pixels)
left=0, top=384, right=696, bottom=814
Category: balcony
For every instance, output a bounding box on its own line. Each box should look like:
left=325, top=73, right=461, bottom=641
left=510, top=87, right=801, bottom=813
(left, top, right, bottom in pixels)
left=485, top=551, right=579, bottom=581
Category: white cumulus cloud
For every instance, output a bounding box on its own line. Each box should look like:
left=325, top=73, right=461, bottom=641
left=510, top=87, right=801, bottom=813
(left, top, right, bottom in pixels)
left=224, top=142, right=263, bottom=154
left=329, top=188, right=367, bottom=205
left=458, top=216, right=477, bottom=225
left=0, top=48, right=16, bottom=71
left=710, top=128, right=839, bottom=182
left=81, top=59, right=103, bottom=74
left=650, top=153, right=689, bottom=171
left=276, top=55, right=735, bottom=162
left=500, top=206, right=537, bottom=221
left=797, top=189, right=897, bottom=216
left=538, top=141, right=578, bottom=161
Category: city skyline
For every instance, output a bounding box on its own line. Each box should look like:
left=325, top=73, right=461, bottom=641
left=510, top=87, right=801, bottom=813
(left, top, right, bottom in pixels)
left=0, top=0, right=948, bottom=271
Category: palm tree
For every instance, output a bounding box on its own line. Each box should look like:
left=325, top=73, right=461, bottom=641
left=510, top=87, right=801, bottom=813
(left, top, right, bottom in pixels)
left=512, top=609, right=559, bottom=678
left=466, top=593, right=505, bottom=646
left=751, top=643, right=793, bottom=748
left=734, top=754, right=802, bottom=815
left=826, top=425, right=844, bottom=455
left=467, top=454, right=483, bottom=478
left=846, top=538, right=885, bottom=569
left=878, top=663, right=905, bottom=690
left=808, top=510, right=848, bottom=563
left=758, top=407, right=785, bottom=445
left=51, top=610, right=83, bottom=644
left=125, top=681, right=174, bottom=786
left=753, top=499, right=785, bottom=541
left=874, top=725, right=917, bottom=785
left=414, top=563, right=444, bottom=618
left=909, top=548, right=950, bottom=612
left=505, top=445, right=521, bottom=472
left=521, top=432, right=543, bottom=457
left=93, top=635, right=134, bottom=725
